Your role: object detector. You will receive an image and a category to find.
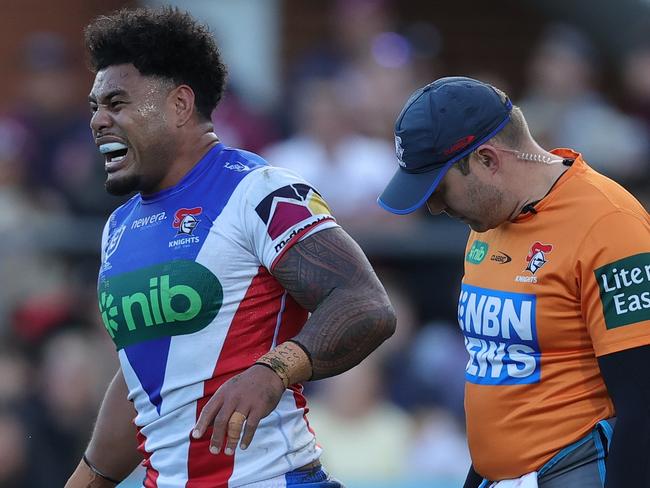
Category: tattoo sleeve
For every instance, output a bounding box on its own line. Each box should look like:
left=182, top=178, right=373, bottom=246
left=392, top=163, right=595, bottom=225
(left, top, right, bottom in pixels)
left=272, top=227, right=396, bottom=380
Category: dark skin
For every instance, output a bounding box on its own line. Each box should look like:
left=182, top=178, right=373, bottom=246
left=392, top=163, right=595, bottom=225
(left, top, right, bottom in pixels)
left=88, top=63, right=218, bottom=197
left=193, top=227, right=396, bottom=455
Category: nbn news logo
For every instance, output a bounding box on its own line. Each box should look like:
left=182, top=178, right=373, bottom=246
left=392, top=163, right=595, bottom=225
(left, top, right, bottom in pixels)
left=458, top=284, right=540, bottom=385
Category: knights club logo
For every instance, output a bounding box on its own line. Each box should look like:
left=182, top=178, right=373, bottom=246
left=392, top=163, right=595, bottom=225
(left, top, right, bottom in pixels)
left=172, top=207, right=202, bottom=235
left=525, top=241, right=553, bottom=274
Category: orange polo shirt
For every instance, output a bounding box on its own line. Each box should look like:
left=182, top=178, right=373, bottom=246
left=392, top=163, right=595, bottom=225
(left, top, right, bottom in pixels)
left=460, top=149, right=650, bottom=480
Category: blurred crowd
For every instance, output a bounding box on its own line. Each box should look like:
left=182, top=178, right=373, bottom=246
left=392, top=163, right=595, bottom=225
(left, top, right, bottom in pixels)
left=0, top=1, right=649, bottom=487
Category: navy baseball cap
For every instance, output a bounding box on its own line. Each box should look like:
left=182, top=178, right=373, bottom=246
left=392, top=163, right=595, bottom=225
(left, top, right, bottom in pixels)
left=378, top=76, right=513, bottom=214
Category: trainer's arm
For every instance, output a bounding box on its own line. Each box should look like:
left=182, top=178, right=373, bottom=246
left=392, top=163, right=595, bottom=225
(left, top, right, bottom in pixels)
left=66, top=369, right=142, bottom=488
left=273, top=226, right=397, bottom=379
left=598, top=344, right=650, bottom=488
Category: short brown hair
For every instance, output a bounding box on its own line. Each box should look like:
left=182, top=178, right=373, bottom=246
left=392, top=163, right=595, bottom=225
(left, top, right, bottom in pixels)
left=452, top=91, right=528, bottom=175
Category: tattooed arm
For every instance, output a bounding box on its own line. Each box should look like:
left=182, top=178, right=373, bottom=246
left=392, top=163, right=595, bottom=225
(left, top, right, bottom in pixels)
left=193, top=226, right=396, bottom=454
left=272, top=226, right=396, bottom=379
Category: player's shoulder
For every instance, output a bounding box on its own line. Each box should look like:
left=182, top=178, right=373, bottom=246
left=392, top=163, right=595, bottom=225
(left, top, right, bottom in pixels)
left=216, top=146, right=327, bottom=217
left=217, top=145, right=301, bottom=186
left=238, top=161, right=316, bottom=203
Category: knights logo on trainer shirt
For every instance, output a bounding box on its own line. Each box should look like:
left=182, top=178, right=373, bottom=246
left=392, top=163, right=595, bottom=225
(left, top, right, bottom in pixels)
left=255, top=184, right=332, bottom=251
left=524, top=241, right=553, bottom=274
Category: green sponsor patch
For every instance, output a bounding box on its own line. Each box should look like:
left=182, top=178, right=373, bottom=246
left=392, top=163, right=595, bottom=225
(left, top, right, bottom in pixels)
left=98, top=260, right=222, bottom=349
left=595, top=253, right=650, bottom=329
left=466, top=240, right=489, bottom=265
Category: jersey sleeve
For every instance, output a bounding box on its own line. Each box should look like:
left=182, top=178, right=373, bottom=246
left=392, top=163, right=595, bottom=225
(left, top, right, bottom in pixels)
left=241, top=166, right=339, bottom=270
left=578, top=210, right=650, bottom=356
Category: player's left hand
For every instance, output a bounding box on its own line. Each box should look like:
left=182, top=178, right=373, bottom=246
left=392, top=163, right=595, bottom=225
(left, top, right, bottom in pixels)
left=192, top=364, right=285, bottom=455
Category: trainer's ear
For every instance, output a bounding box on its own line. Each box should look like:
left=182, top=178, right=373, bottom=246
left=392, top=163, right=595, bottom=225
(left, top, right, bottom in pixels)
left=474, top=145, right=501, bottom=174
left=169, top=84, right=196, bottom=127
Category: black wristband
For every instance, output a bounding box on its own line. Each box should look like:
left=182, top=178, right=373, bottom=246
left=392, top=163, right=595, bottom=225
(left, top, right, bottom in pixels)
left=83, top=454, right=121, bottom=485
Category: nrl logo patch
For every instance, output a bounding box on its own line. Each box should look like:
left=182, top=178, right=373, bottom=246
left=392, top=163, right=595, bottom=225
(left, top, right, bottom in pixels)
left=104, top=224, right=126, bottom=264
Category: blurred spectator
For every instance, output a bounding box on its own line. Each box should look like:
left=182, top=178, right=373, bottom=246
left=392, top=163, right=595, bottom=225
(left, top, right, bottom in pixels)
left=621, top=43, right=650, bottom=128
left=0, top=117, right=57, bottom=232
left=0, top=347, right=32, bottom=406
left=0, top=407, right=38, bottom=488
left=262, top=76, right=400, bottom=231
left=0, top=120, right=72, bottom=334
left=3, top=255, right=73, bottom=342
left=308, top=355, right=414, bottom=484
left=290, top=0, right=397, bottom=82
left=407, top=407, right=471, bottom=482
left=372, top=272, right=419, bottom=358
left=621, top=42, right=650, bottom=203
left=386, top=322, right=467, bottom=420
left=25, top=329, right=117, bottom=487
left=518, top=23, right=649, bottom=183
left=212, top=85, right=280, bottom=153
left=622, top=41, right=650, bottom=123
left=339, top=51, right=422, bottom=141
left=289, top=0, right=433, bottom=140
left=0, top=32, right=123, bottom=216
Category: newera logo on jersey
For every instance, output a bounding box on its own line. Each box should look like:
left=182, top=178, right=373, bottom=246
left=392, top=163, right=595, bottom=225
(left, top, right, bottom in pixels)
left=458, top=284, right=540, bottom=385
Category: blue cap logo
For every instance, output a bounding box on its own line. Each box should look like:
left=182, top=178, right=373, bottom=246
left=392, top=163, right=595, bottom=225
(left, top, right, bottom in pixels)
left=395, top=135, right=405, bottom=167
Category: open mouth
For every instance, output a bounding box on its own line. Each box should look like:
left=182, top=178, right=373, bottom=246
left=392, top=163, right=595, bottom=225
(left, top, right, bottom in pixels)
left=99, top=142, right=129, bottom=166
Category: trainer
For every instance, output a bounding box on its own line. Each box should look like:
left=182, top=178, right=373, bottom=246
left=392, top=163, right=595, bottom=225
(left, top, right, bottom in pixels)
left=379, top=76, right=650, bottom=487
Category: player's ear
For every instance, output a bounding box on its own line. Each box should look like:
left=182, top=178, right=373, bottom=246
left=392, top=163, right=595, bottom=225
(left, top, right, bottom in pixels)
left=169, top=84, right=196, bottom=127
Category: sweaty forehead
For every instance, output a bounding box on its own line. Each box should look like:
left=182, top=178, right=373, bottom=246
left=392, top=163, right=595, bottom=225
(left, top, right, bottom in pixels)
left=90, top=64, right=161, bottom=100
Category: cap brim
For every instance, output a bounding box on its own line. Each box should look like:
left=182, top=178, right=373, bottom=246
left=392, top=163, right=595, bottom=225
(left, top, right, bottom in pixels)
left=378, top=160, right=454, bottom=215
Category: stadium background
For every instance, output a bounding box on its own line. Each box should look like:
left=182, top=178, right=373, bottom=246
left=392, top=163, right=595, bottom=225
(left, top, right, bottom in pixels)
left=0, top=0, right=648, bottom=487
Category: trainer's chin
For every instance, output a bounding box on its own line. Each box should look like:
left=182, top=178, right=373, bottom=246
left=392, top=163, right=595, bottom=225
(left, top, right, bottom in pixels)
left=467, top=221, right=490, bottom=233
left=105, top=173, right=139, bottom=196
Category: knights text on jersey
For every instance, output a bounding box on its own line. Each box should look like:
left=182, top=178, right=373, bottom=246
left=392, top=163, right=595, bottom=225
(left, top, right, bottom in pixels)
left=459, top=149, right=650, bottom=480
left=98, top=143, right=338, bottom=487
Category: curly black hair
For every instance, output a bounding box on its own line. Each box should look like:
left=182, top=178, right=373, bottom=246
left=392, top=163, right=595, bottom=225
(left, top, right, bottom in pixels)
left=84, top=6, right=227, bottom=120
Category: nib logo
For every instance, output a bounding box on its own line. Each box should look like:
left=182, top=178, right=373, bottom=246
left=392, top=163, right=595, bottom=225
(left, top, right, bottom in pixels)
left=97, top=261, right=223, bottom=349
left=100, top=292, right=119, bottom=338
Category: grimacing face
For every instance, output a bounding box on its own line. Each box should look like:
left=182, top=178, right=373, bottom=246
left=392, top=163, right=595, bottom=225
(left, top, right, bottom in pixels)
left=89, top=63, right=178, bottom=196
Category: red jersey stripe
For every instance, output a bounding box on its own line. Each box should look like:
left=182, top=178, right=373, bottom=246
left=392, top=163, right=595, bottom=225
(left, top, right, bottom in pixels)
left=136, top=427, right=160, bottom=488
left=186, top=266, right=289, bottom=487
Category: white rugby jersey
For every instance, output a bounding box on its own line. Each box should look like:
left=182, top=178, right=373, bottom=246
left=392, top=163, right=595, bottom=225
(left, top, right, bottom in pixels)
left=98, top=143, right=338, bottom=487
